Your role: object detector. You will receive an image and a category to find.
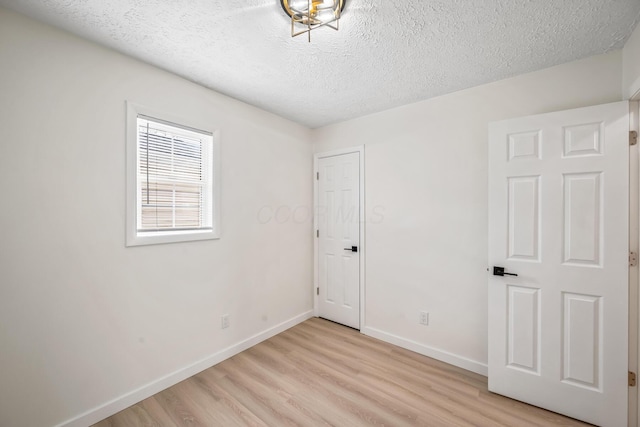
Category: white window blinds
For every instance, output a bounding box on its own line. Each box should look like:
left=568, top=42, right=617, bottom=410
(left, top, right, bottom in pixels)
left=137, top=115, right=213, bottom=233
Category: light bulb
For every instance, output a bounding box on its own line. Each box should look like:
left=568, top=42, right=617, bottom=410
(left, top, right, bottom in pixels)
left=310, top=0, right=323, bottom=17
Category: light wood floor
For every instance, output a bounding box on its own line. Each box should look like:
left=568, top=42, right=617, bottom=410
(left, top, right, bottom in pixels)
left=94, top=318, right=590, bottom=426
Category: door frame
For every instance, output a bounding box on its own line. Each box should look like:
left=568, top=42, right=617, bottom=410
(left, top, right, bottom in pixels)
left=631, top=98, right=640, bottom=427
left=313, top=145, right=366, bottom=329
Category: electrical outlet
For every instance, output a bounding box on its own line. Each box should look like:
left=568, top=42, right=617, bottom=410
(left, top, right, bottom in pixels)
left=419, top=311, right=429, bottom=326
left=221, top=314, right=230, bottom=329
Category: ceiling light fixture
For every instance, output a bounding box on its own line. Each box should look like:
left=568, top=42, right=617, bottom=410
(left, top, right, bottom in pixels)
left=280, top=0, right=345, bottom=42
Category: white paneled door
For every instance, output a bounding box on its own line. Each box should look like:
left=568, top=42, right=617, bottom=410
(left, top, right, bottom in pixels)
left=317, top=151, right=361, bottom=329
left=488, top=102, right=629, bottom=426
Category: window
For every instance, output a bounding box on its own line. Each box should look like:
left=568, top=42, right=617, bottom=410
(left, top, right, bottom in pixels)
left=126, top=102, right=220, bottom=246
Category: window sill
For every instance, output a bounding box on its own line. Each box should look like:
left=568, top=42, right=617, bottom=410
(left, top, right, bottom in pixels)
left=126, top=229, right=220, bottom=247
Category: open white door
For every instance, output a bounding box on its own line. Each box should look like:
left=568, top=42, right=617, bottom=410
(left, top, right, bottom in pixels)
left=316, top=149, right=361, bottom=329
left=488, top=101, right=629, bottom=426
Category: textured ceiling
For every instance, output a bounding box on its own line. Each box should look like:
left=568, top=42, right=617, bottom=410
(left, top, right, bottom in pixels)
left=1, top=0, right=639, bottom=128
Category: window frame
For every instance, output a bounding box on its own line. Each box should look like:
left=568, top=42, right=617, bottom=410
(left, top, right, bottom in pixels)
left=126, top=102, right=221, bottom=246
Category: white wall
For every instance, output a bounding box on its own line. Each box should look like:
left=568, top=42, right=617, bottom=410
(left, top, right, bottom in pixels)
left=312, top=51, right=623, bottom=373
left=624, top=21, right=640, bottom=99
left=0, top=7, right=313, bottom=427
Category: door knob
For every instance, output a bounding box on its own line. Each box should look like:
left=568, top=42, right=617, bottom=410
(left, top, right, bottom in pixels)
left=493, top=266, right=517, bottom=277
left=344, top=246, right=358, bottom=252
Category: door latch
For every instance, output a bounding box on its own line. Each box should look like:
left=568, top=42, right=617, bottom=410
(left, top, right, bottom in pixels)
left=630, top=252, right=638, bottom=267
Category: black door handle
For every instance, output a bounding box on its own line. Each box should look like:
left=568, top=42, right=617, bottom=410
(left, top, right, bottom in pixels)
left=493, top=266, right=517, bottom=277
left=344, top=246, right=358, bottom=252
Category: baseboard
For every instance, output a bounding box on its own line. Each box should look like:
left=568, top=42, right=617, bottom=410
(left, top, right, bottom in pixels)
left=361, top=326, right=488, bottom=376
left=57, top=310, right=314, bottom=427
